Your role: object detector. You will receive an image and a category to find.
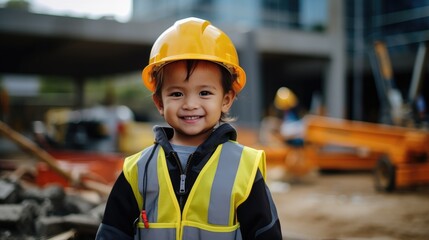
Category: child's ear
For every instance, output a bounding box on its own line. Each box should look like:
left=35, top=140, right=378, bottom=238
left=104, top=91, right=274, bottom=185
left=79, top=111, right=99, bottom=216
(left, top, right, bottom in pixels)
left=221, top=90, right=236, bottom=113
left=152, top=95, right=164, bottom=116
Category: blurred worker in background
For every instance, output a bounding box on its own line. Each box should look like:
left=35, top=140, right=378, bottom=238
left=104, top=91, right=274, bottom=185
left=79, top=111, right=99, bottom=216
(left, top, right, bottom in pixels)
left=259, top=103, right=285, bottom=146
left=259, top=86, right=306, bottom=147
left=274, top=87, right=305, bottom=147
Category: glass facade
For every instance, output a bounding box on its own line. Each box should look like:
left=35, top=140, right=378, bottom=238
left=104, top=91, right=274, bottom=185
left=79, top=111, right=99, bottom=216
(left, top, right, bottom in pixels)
left=133, top=0, right=328, bottom=32
left=346, top=0, right=429, bottom=122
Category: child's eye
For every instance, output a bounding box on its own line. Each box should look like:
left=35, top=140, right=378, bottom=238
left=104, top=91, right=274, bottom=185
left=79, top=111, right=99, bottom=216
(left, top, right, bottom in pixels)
left=200, top=91, right=212, bottom=96
left=169, top=92, right=183, bottom=97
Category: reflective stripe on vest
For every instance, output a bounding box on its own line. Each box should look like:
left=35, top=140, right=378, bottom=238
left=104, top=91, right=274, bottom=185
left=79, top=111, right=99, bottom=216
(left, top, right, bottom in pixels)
left=208, top=142, right=242, bottom=225
left=137, top=145, right=160, bottom=222
left=123, top=141, right=265, bottom=240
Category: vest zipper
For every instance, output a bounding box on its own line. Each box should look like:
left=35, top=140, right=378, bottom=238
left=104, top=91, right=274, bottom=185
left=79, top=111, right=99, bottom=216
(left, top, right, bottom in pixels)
left=179, top=174, right=186, bottom=193
left=181, top=153, right=193, bottom=193
left=171, top=152, right=185, bottom=209
left=172, top=152, right=194, bottom=210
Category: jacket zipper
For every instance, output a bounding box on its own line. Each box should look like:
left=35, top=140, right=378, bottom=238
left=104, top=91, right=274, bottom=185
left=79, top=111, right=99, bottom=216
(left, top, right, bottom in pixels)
left=172, top=152, right=194, bottom=210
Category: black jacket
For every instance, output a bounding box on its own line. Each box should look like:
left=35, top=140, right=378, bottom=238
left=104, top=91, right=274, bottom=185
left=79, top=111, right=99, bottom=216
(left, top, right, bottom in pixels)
left=96, top=123, right=282, bottom=240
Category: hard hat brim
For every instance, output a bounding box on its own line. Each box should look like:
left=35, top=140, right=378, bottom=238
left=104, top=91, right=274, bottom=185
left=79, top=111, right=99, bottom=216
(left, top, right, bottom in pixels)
left=142, top=57, right=246, bottom=93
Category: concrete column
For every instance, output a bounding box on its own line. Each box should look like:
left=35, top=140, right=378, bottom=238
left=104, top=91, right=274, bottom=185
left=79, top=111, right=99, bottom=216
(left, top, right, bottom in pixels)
left=324, top=0, right=346, bottom=118
left=352, top=0, right=364, bottom=121
left=233, top=30, right=261, bottom=127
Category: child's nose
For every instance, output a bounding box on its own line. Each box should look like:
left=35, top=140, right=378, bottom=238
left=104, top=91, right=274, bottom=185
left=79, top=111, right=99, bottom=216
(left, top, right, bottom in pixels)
left=183, top=95, right=199, bottom=110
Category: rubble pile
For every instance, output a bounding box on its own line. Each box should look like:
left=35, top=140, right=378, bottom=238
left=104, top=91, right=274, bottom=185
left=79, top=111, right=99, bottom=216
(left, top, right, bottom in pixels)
left=0, top=178, right=105, bottom=240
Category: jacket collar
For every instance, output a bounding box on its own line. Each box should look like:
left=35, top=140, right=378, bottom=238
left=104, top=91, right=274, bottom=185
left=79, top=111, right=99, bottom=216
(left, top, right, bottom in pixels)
left=153, top=123, right=237, bottom=161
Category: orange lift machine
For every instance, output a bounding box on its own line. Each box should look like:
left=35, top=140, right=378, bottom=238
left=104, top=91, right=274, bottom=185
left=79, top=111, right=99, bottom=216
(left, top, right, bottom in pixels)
left=304, top=115, right=429, bottom=192
left=305, top=41, right=429, bottom=192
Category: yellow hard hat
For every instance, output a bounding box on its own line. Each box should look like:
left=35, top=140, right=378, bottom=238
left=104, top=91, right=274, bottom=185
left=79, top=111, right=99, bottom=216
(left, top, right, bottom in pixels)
left=142, top=17, right=246, bottom=93
left=274, top=87, right=298, bottom=110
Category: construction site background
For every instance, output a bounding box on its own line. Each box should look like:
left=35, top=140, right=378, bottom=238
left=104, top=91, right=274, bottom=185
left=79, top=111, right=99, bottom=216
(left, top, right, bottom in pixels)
left=1, top=0, right=429, bottom=239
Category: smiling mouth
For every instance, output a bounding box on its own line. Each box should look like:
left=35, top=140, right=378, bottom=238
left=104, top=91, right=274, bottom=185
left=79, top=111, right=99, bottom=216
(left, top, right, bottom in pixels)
left=182, top=116, right=202, bottom=120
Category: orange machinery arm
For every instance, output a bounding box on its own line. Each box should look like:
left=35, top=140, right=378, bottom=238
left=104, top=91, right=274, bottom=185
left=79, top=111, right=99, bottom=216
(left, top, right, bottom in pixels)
left=304, top=115, right=429, bottom=164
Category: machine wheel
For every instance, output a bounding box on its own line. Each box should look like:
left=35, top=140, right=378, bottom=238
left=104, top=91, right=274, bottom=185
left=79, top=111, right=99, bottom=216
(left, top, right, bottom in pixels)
left=374, top=155, right=396, bottom=192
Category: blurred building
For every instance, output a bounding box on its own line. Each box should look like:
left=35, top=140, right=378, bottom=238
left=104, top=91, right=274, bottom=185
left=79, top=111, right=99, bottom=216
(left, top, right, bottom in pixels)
left=0, top=0, right=428, bottom=127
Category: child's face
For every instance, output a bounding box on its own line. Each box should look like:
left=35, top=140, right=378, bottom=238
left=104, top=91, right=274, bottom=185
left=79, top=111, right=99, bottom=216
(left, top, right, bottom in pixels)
left=153, top=60, right=235, bottom=146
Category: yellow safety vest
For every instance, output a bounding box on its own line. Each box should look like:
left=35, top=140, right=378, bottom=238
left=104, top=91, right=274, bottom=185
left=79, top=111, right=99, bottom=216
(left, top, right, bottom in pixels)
left=123, top=141, right=266, bottom=240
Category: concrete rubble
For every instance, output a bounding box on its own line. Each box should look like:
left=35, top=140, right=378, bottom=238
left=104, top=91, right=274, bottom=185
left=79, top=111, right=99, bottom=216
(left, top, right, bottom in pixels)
left=0, top=178, right=105, bottom=239
left=0, top=121, right=112, bottom=239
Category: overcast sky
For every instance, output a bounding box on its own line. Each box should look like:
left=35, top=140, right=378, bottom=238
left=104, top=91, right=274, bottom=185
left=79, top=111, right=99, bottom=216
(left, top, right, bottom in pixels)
left=1, top=0, right=132, bottom=22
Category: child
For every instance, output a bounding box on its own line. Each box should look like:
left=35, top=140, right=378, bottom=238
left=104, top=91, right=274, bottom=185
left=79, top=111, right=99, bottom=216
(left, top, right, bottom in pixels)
left=96, top=17, right=282, bottom=240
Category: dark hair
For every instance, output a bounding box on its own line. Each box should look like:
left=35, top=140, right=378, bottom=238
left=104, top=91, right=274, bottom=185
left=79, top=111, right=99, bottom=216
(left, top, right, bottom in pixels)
left=152, top=60, right=236, bottom=122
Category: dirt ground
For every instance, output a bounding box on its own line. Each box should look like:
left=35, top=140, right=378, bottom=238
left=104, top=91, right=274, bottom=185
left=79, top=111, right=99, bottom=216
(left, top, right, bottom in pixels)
left=266, top=169, right=429, bottom=240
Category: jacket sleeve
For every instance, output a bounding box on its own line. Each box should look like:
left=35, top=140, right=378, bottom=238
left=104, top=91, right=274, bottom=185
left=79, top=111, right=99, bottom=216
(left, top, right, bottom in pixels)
left=237, top=170, right=282, bottom=240
left=95, top=172, right=140, bottom=240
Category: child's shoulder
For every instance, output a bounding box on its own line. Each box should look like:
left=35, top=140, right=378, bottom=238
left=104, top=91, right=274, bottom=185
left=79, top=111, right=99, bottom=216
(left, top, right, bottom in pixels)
left=124, top=144, right=157, bottom=164
left=225, top=140, right=265, bottom=154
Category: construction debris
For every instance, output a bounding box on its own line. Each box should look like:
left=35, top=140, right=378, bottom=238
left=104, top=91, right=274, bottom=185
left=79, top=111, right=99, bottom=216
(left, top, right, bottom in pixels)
left=0, top=121, right=112, bottom=239
left=0, top=178, right=104, bottom=239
